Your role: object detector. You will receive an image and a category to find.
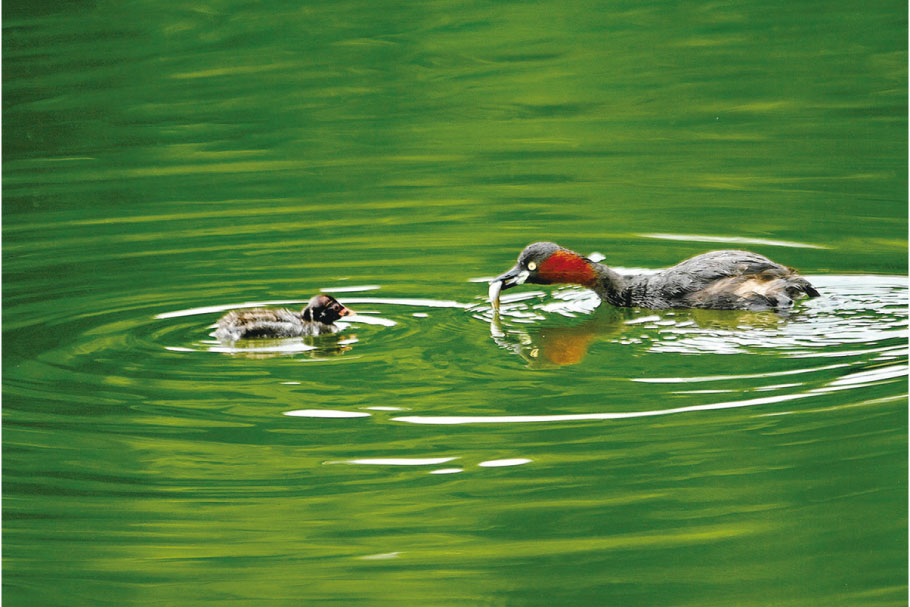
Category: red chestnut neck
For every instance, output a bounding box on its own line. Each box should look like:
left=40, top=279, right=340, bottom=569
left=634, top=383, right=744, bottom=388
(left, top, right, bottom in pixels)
left=538, top=249, right=598, bottom=287
left=539, top=249, right=630, bottom=306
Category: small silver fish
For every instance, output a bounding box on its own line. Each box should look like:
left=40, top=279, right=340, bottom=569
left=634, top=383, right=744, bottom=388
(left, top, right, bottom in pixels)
left=488, top=280, right=503, bottom=310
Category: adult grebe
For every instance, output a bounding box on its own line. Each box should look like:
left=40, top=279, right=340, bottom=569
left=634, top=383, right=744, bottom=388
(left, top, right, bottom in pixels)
left=490, top=242, right=819, bottom=311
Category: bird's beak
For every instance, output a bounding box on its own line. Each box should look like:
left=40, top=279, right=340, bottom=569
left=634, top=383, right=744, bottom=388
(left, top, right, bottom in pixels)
left=338, top=305, right=354, bottom=317
left=493, top=264, right=530, bottom=290
left=489, top=265, right=530, bottom=310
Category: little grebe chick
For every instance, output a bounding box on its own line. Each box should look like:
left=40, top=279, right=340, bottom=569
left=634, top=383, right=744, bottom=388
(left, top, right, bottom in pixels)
left=490, top=242, right=820, bottom=311
left=214, top=294, right=353, bottom=341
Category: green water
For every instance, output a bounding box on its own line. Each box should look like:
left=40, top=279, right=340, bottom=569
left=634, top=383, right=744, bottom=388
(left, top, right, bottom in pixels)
left=3, top=1, right=907, bottom=606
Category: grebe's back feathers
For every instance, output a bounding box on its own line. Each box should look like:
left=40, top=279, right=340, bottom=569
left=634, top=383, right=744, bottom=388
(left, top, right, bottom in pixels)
left=627, top=250, right=819, bottom=310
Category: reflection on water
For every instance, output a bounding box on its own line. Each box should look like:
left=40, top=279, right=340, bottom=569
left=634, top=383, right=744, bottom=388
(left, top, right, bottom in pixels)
left=481, top=275, right=906, bottom=365
left=333, top=457, right=459, bottom=466
left=204, top=333, right=357, bottom=358
left=391, top=392, right=818, bottom=425
left=286, top=409, right=371, bottom=418
left=265, top=275, right=906, bottom=434
left=640, top=232, right=829, bottom=249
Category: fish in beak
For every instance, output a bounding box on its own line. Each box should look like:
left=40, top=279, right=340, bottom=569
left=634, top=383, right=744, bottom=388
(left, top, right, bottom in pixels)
left=488, top=265, right=530, bottom=309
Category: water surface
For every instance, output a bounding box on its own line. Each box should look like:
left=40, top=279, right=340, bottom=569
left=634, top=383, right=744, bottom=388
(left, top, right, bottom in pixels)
left=4, top=1, right=907, bottom=606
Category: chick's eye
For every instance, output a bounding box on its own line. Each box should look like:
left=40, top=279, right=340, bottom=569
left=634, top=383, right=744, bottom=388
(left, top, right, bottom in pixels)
left=527, top=261, right=537, bottom=271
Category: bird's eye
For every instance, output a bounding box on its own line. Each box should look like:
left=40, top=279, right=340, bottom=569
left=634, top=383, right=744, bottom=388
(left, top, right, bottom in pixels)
left=527, top=261, right=537, bottom=271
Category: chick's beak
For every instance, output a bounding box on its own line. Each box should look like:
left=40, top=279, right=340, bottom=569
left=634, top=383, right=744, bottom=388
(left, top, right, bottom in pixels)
left=338, top=305, right=354, bottom=317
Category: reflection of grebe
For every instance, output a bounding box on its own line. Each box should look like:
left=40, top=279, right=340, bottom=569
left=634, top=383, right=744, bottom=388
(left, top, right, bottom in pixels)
left=490, top=302, right=792, bottom=367
left=490, top=242, right=820, bottom=311
left=214, top=294, right=353, bottom=341
left=490, top=310, right=621, bottom=367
